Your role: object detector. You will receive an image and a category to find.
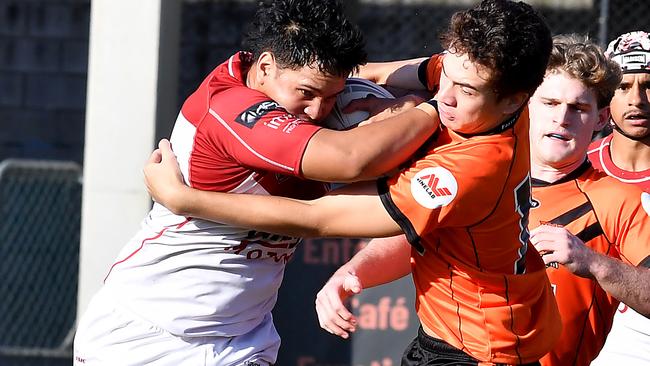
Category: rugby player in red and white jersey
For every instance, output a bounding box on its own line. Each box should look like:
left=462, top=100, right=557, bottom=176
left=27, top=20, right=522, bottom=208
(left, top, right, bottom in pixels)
left=588, top=31, right=650, bottom=365
left=72, top=1, right=440, bottom=365
left=588, top=31, right=650, bottom=193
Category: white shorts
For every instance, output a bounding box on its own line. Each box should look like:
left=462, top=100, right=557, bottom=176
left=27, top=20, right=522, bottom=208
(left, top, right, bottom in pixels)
left=73, top=288, right=280, bottom=366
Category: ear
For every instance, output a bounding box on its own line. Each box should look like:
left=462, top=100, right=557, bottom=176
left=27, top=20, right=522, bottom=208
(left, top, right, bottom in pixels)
left=501, top=92, right=529, bottom=115
left=253, top=51, right=277, bottom=85
left=595, top=106, right=610, bottom=131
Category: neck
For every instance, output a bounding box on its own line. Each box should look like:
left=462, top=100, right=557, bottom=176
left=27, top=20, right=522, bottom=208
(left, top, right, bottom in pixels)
left=610, top=131, right=650, bottom=171
left=531, top=158, right=585, bottom=183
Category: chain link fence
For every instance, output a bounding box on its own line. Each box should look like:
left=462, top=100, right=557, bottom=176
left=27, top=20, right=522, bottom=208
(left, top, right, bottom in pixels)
left=0, top=160, right=81, bottom=366
left=179, top=0, right=650, bottom=102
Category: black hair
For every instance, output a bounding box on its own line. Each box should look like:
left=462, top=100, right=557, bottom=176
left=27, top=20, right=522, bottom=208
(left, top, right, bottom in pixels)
left=440, top=0, right=552, bottom=98
left=243, top=0, right=367, bottom=77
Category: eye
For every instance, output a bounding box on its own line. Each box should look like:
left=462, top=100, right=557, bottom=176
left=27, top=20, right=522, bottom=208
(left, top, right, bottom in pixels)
left=460, top=87, right=474, bottom=96
left=299, top=89, right=314, bottom=99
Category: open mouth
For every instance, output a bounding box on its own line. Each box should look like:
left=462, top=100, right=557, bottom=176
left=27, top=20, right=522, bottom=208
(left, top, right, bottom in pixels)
left=625, top=112, right=650, bottom=121
left=545, top=133, right=571, bottom=141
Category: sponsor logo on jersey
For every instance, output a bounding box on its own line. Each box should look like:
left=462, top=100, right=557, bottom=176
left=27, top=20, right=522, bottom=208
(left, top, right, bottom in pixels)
left=642, top=192, right=650, bottom=216
left=283, top=120, right=300, bottom=134
left=235, top=100, right=282, bottom=128
left=410, top=167, right=457, bottom=209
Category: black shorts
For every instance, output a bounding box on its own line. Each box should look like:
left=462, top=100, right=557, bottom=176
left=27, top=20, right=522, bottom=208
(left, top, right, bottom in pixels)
left=401, top=327, right=541, bottom=366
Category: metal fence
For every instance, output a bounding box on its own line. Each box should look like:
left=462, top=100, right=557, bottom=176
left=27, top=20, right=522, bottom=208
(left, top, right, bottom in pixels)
left=179, top=0, right=650, bottom=101
left=0, top=160, right=81, bottom=366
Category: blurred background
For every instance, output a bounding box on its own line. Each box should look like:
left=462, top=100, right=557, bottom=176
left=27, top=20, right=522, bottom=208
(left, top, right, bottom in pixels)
left=0, top=0, right=648, bottom=365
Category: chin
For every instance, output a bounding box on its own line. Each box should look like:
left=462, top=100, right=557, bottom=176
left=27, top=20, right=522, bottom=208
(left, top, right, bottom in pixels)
left=619, top=126, right=650, bottom=140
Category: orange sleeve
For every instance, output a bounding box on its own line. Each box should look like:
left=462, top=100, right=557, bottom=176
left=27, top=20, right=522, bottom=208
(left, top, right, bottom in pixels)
left=379, top=141, right=511, bottom=247
left=423, top=54, right=444, bottom=94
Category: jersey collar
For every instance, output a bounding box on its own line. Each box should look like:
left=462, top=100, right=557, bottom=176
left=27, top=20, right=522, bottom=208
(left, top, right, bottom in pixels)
left=531, top=159, right=592, bottom=187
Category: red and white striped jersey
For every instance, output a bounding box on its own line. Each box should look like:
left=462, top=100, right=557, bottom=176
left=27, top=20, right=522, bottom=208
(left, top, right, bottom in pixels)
left=588, top=135, right=650, bottom=192
left=103, top=52, right=329, bottom=338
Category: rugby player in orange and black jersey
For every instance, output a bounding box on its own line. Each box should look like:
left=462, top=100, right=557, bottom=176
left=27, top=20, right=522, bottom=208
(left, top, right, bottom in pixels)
left=526, top=38, right=650, bottom=366
left=530, top=161, right=650, bottom=366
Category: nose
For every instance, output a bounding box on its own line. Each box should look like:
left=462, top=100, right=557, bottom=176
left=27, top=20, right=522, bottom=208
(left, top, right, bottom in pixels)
left=436, top=81, right=456, bottom=107
left=627, top=81, right=649, bottom=106
left=304, top=99, right=327, bottom=121
left=553, top=104, right=570, bottom=126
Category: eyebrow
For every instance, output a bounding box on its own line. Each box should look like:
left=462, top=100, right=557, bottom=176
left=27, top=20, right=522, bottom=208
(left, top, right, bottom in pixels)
left=539, top=97, right=592, bottom=109
left=298, top=82, right=344, bottom=95
left=620, top=80, right=650, bottom=88
left=441, top=62, right=480, bottom=91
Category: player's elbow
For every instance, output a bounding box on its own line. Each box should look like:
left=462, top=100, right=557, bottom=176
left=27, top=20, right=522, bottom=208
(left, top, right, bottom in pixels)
left=332, top=151, right=376, bottom=182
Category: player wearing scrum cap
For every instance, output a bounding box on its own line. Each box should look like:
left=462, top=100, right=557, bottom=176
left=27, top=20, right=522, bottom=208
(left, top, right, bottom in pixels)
left=588, top=30, right=650, bottom=365
left=588, top=31, right=650, bottom=191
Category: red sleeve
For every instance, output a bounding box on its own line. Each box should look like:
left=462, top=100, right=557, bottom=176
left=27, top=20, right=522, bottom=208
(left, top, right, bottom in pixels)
left=205, top=86, right=321, bottom=177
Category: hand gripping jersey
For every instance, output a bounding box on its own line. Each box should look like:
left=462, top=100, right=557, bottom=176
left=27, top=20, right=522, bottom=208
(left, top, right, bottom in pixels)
left=588, top=135, right=650, bottom=192
left=102, top=52, right=328, bottom=338
left=530, top=161, right=650, bottom=366
left=378, top=54, right=562, bottom=364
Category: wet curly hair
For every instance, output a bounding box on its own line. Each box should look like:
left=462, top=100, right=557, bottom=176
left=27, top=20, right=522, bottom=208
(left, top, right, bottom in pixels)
left=440, top=0, right=552, bottom=99
left=243, top=0, right=367, bottom=78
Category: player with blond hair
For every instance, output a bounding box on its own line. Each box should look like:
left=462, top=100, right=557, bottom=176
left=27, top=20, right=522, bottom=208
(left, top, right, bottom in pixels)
left=525, top=34, right=650, bottom=366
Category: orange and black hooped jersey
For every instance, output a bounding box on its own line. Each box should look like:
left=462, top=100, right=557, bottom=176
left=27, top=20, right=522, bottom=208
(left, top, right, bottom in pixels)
left=530, top=161, right=650, bottom=366
left=378, top=54, right=562, bottom=365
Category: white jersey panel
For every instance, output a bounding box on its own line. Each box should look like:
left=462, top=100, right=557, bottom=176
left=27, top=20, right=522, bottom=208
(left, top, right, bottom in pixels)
left=104, top=200, right=299, bottom=337
left=591, top=307, right=650, bottom=365
left=168, top=112, right=196, bottom=185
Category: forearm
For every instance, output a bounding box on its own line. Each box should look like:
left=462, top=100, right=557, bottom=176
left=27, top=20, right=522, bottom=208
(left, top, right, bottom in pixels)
left=165, top=181, right=403, bottom=239
left=355, top=58, right=428, bottom=90
left=590, top=254, right=650, bottom=317
left=335, top=235, right=412, bottom=289
left=307, top=102, right=438, bottom=182
left=353, top=102, right=438, bottom=179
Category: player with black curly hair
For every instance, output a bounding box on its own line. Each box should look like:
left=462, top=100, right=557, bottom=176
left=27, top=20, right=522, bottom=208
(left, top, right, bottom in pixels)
left=72, top=0, right=441, bottom=365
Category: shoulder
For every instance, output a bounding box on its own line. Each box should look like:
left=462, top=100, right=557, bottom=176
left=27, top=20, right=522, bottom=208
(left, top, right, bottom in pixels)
left=581, top=169, right=646, bottom=211
left=423, top=53, right=445, bottom=93
left=587, top=135, right=611, bottom=170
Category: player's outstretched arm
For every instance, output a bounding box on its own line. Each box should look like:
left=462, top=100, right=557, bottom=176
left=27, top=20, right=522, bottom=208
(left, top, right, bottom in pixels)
left=301, top=101, right=438, bottom=183
left=353, top=58, right=429, bottom=90
left=144, top=139, right=403, bottom=239
left=530, top=225, right=650, bottom=317
left=315, top=235, right=412, bottom=339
